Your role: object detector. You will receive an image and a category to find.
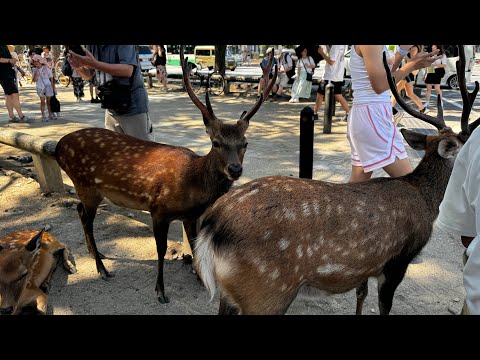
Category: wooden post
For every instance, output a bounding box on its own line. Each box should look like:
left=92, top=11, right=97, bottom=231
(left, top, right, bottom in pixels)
left=31, top=154, right=64, bottom=193
left=323, top=82, right=334, bottom=134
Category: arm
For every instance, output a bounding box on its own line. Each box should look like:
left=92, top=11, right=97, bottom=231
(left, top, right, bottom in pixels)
left=435, top=55, right=447, bottom=68
left=0, top=57, right=16, bottom=64
left=359, top=45, right=441, bottom=94
left=319, top=46, right=335, bottom=66
left=68, top=46, right=134, bottom=80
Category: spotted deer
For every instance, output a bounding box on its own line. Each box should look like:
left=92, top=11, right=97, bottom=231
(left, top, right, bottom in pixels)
left=0, top=229, right=76, bottom=315
left=193, top=46, right=480, bottom=315
left=55, top=46, right=277, bottom=304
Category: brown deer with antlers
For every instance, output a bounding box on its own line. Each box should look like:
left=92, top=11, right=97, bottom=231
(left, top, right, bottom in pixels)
left=0, top=228, right=76, bottom=315
left=193, top=46, right=480, bottom=315
left=55, top=46, right=277, bottom=304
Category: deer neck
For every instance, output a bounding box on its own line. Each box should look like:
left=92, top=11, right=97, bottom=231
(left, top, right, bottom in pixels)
left=406, top=152, right=454, bottom=214
left=191, top=150, right=234, bottom=204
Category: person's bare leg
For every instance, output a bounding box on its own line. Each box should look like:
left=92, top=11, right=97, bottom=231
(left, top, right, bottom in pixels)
left=404, top=82, right=424, bottom=110
left=7, top=93, right=25, bottom=118
left=349, top=165, right=373, bottom=183
left=276, top=85, right=284, bottom=97
left=391, top=80, right=406, bottom=107
left=314, top=93, right=324, bottom=114
left=334, top=94, right=350, bottom=113
left=40, top=96, right=46, bottom=116
left=382, top=157, right=412, bottom=177
left=434, top=84, right=442, bottom=103
left=425, top=84, right=432, bottom=105
left=46, top=96, right=52, bottom=116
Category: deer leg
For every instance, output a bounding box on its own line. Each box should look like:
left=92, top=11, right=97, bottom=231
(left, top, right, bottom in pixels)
left=377, top=259, right=410, bottom=315
left=152, top=218, right=170, bottom=304
left=355, top=280, right=369, bottom=315
left=182, top=218, right=199, bottom=263
left=77, top=202, right=113, bottom=279
left=219, top=294, right=239, bottom=315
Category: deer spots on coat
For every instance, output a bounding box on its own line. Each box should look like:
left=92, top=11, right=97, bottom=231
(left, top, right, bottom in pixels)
left=94, top=178, right=103, bottom=184
left=270, top=268, right=280, bottom=280
left=312, top=201, right=320, bottom=215
left=278, top=238, right=289, bottom=251
left=238, top=189, right=258, bottom=203
left=306, top=246, right=313, bottom=257
left=133, top=153, right=140, bottom=159
left=295, top=265, right=300, bottom=273
left=378, top=204, right=386, bottom=212
left=336, top=205, right=344, bottom=215
left=90, top=166, right=96, bottom=172
left=162, top=187, right=171, bottom=196
left=263, top=231, right=272, bottom=240
left=302, top=203, right=311, bottom=217
left=68, top=148, right=75, bottom=157
left=316, top=263, right=345, bottom=275
left=281, top=284, right=288, bottom=292
left=326, top=204, right=332, bottom=216
left=358, top=252, right=366, bottom=259
left=296, top=245, right=303, bottom=258
left=351, top=219, right=359, bottom=230
left=284, top=207, right=296, bottom=220
left=99, top=143, right=106, bottom=148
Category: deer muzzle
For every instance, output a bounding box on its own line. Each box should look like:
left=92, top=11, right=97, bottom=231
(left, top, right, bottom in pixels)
left=227, top=164, right=243, bottom=180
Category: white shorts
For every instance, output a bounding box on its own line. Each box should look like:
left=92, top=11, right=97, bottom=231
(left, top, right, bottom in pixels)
left=36, top=84, right=54, bottom=98
left=275, top=73, right=289, bottom=88
left=347, top=102, right=408, bottom=173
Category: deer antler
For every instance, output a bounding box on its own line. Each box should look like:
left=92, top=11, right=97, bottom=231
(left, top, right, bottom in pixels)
left=180, top=46, right=217, bottom=125
left=241, top=51, right=278, bottom=122
left=383, top=52, right=446, bottom=130
left=456, top=45, right=479, bottom=137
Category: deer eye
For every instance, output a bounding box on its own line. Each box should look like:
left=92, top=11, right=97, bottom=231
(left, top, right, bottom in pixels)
left=212, top=141, right=220, bottom=148
left=243, top=142, right=248, bottom=149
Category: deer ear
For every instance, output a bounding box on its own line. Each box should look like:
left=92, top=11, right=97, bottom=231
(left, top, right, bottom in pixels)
left=438, top=137, right=462, bottom=159
left=400, top=129, right=427, bottom=150
left=25, top=228, right=45, bottom=253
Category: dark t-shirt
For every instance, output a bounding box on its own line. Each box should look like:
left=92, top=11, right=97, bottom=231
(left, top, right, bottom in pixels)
left=153, top=51, right=166, bottom=66
left=0, top=45, right=14, bottom=79
left=87, top=45, right=149, bottom=116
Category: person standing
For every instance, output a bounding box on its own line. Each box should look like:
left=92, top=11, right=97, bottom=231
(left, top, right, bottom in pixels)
left=289, top=45, right=315, bottom=103
left=271, top=49, right=294, bottom=101
left=68, top=45, right=154, bottom=141
left=0, top=45, right=31, bottom=123
left=347, top=45, right=440, bottom=183
left=437, top=126, right=480, bottom=315
left=313, top=45, right=350, bottom=121
left=424, top=44, right=447, bottom=109
left=152, top=45, right=167, bottom=91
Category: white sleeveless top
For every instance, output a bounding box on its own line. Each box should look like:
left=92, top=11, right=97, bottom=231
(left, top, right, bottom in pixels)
left=350, top=45, right=391, bottom=104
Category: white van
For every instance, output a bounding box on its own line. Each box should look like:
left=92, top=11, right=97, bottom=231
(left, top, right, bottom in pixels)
left=415, top=45, right=475, bottom=89
left=138, top=45, right=154, bottom=73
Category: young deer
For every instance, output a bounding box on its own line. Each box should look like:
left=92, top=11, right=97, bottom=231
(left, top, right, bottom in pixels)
left=0, top=228, right=76, bottom=315
left=193, top=46, right=480, bottom=315
left=55, top=47, right=277, bottom=304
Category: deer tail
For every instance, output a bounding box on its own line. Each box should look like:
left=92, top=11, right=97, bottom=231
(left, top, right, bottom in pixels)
left=194, top=228, right=216, bottom=301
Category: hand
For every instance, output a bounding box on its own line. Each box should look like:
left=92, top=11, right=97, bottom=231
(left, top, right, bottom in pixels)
left=408, top=49, right=441, bottom=72
left=10, top=58, right=18, bottom=65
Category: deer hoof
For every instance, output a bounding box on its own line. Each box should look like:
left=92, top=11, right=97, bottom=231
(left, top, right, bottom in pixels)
left=157, top=295, right=170, bottom=304
left=99, top=269, right=115, bottom=280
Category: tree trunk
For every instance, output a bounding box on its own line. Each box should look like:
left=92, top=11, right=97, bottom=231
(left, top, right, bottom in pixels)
left=215, top=45, right=226, bottom=76
left=51, top=45, right=62, bottom=60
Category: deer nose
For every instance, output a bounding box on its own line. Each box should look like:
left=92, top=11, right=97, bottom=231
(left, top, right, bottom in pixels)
left=228, top=164, right=243, bottom=179
left=0, top=307, right=13, bottom=315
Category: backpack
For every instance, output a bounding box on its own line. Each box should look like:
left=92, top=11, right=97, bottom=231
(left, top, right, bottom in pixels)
left=284, top=53, right=296, bottom=79
left=61, top=57, right=73, bottom=77
left=50, top=94, right=61, bottom=113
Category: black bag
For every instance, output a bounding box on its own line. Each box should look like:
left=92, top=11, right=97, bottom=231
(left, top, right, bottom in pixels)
left=436, top=67, right=446, bottom=78
left=50, top=94, right=60, bottom=113
left=306, top=72, right=313, bottom=82
left=285, top=53, right=296, bottom=79
left=97, top=79, right=132, bottom=114
left=61, top=57, right=73, bottom=77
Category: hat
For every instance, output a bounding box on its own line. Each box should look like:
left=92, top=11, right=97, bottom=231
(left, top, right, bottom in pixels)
left=7, top=45, right=15, bottom=52
left=266, top=47, right=273, bottom=54
left=32, top=54, right=47, bottom=65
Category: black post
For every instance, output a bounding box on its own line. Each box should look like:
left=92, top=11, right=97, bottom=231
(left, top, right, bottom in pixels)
left=323, top=82, right=334, bottom=134
left=299, top=106, right=314, bottom=179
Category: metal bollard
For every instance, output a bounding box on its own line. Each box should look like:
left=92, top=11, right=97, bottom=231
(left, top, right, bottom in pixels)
left=323, top=82, right=334, bottom=134
left=299, top=106, right=314, bottom=179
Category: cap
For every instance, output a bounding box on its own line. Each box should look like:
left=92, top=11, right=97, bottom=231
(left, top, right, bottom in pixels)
left=32, top=54, right=47, bottom=65
left=7, top=45, right=15, bottom=52
left=266, top=47, right=273, bottom=54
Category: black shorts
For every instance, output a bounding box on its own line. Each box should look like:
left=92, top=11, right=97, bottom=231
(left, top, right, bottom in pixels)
left=405, top=73, right=415, bottom=83
left=425, top=69, right=444, bottom=85
left=0, top=75, right=18, bottom=95
left=317, top=80, right=344, bottom=95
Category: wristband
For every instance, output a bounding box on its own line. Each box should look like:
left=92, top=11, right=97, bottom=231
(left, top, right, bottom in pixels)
left=397, top=47, right=409, bottom=56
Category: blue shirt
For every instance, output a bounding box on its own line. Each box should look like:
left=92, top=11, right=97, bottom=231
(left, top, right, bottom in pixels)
left=87, top=45, right=149, bottom=116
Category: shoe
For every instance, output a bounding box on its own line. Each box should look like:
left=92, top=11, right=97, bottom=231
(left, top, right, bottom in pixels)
left=393, top=110, right=404, bottom=125
left=48, top=114, right=55, bottom=120
left=91, top=97, right=101, bottom=103
left=423, top=102, right=429, bottom=108
left=41, top=116, right=49, bottom=122
left=419, top=108, right=426, bottom=114
left=313, top=113, right=319, bottom=121
left=342, top=113, right=349, bottom=122
left=19, top=115, right=34, bottom=123
left=8, top=116, right=21, bottom=123
left=289, top=98, right=299, bottom=103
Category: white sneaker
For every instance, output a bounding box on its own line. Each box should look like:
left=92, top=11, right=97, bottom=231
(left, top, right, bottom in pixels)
left=289, top=98, right=299, bottom=103
left=423, top=102, right=429, bottom=108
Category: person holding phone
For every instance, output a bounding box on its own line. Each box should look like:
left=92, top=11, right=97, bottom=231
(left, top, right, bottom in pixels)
left=67, top=45, right=153, bottom=141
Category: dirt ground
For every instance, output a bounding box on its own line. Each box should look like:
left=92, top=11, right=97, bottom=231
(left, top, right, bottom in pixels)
left=0, top=81, right=468, bottom=315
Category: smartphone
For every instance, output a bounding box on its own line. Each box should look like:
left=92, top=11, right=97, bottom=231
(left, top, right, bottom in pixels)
left=68, top=45, right=86, bottom=56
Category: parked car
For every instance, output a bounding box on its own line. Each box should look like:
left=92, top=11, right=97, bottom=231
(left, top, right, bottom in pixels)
left=194, top=45, right=237, bottom=71
left=344, top=45, right=475, bottom=89
left=138, top=45, right=154, bottom=73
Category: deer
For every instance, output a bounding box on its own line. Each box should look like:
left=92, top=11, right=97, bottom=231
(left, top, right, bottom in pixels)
left=0, top=228, right=76, bottom=315
left=193, top=45, right=480, bottom=315
left=55, top=46, right=277, bottom=304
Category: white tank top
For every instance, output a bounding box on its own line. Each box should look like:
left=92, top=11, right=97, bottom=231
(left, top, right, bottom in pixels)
left=350, top=45, right=391, bottom=104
